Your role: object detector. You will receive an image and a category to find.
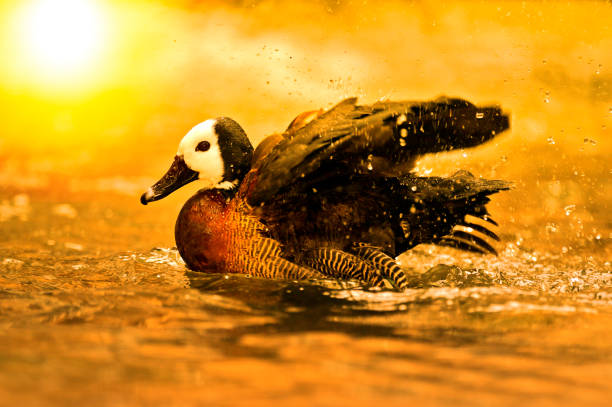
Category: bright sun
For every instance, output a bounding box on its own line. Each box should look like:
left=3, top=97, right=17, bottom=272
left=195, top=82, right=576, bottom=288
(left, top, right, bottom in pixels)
left=22, top=0, right=105, bottom=76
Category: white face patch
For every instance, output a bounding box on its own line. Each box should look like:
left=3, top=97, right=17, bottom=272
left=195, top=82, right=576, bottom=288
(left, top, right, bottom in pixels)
left=177, top=119, right=225, bottom=189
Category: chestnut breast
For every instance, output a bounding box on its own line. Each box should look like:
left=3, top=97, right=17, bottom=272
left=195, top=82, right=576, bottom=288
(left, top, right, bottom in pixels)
left=175, top=189, right=229, bottom=271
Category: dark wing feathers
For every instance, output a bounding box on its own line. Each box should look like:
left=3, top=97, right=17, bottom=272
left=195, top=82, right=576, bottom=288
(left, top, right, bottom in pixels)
left=395, top=171, right=511, bottom=254
left=257, top=168, right=510, bottom=259
left=399, top=170, right=512, bottom=201
left=376, top=97, right=509, bottom=154
left=246, top=98, right=359, bottom=205
left=248, top=97, right=509, bottom=206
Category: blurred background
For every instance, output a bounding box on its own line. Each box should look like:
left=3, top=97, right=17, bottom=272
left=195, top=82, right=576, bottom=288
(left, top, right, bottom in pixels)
left=1, top=2, right=612, bottom=406
left=0, top=0, right=610, bottom=254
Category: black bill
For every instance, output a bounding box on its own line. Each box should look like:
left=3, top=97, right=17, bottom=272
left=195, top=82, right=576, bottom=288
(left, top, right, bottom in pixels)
left=140, top=155, right=198, bottom=205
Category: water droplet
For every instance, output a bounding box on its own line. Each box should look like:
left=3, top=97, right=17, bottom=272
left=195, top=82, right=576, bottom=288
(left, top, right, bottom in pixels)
left=400, top=128, right=408, bottom=138
left=411, top=186, right=417, bottom=192
left=52, top=203, right=78, bottom=219
left=544, top=91, right=550, bottom=103
left=475, top=112, right=484, bottom=119
left=545, top=223, right=558, bottom=233
left=366, top=154, right=373, bottom=171
left=399, top=138, right=406, bottom=147
left=64, top=242, right=84, bottom=251
left=564, top=204, right=576, bottom=216
left=547, top=137, right=555, bottom=145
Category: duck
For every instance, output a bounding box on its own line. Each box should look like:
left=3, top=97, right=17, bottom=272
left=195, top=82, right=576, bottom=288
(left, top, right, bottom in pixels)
left=141, top=96, right=511, bottom=288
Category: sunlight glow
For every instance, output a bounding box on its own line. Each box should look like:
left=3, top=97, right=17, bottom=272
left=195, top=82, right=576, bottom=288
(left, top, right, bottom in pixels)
left=22, top=0, right=105, bottom=76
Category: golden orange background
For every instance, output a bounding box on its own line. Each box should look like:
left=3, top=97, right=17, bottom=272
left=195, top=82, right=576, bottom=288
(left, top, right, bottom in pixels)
left=1, top=3, right=612, bottom=406
left=0, top=0, right=610, bottom=250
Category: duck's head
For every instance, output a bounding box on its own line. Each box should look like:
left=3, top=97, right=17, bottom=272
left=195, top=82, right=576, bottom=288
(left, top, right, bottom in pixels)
left=140, top=117, right=253, bottom=205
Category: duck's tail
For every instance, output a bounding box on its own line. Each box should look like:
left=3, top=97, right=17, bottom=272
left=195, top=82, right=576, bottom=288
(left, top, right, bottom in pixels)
left=393, top=170, right=512, bottom=255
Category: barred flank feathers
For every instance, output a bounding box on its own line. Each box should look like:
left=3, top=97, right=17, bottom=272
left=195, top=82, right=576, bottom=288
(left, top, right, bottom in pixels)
left=352, top=246, right=408, bottom=290
left=230, top=254, right=323, bottom=280
left=217, top=198, right=321, bottom=280
left=243, top=237, right=283, bottom=260
left=306, top=248, right=385, bottom=287
left=266, top=257, right=323, bottom=280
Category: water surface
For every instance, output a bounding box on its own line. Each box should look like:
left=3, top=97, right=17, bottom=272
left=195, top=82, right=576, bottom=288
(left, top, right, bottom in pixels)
left=1, top=188, right=610, bottom=406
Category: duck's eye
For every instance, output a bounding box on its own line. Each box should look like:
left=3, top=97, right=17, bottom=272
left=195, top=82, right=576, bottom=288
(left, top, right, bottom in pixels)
left=196, top=141, right=211, bottom=152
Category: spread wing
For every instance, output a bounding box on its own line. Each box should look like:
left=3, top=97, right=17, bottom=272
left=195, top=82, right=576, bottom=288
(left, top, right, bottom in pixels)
left=245, top=96, right=510, bottom=206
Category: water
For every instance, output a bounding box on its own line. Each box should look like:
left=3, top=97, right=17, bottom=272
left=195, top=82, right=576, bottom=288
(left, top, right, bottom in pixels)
left=1, top=188, right=611, bottom=406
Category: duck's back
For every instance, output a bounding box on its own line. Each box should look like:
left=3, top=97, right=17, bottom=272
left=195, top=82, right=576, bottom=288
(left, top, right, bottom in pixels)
left=254, top=185, right=395, bottom=259
left=253, top=171, right=510, bottom=259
